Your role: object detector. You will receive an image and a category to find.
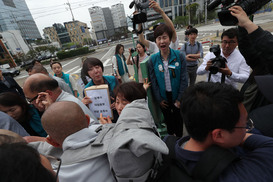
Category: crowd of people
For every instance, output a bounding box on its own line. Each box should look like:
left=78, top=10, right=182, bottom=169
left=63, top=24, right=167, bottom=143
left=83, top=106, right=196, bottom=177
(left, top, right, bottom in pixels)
left=0, top=2, right=273, bottom=182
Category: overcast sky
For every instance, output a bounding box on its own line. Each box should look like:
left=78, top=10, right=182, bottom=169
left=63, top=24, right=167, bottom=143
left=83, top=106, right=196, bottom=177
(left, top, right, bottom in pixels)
left=25, top=0, right=134, bottom=37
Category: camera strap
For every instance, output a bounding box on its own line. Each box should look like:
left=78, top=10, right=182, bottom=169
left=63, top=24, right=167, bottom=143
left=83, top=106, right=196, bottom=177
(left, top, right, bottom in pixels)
left=208, top=73, right=225, bottom=83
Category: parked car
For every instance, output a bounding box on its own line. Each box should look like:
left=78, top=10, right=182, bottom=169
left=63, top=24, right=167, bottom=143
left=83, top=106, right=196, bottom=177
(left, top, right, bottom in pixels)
left=20, top=59, right=34, bottom=68
left=0, top=68, right=20, bottom=77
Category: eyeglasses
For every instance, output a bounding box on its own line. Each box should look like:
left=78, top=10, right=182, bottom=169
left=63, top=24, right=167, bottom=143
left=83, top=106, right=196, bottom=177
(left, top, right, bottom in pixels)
left=234, top=118, right=254, bottom=132
left=45, top=155, right=62, bottom=182
left=221, top=40, right=237, bottom=45
left=26, top=94, right=39, bottom=104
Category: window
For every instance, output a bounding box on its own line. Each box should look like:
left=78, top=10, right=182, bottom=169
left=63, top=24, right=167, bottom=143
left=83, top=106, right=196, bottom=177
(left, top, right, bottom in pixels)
left=3, top=0, right=16, bottom=8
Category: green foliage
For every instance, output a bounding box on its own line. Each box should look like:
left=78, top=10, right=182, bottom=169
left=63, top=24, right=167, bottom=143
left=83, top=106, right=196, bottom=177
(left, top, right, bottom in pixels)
left=151, top=19, right=164, bottom=27
left=26, top=49, right=37, bottom=59
left=56, top=47, right=95, bottom=60
left=173, top=16, right=188, bottom=26
left=83, top=38, right=92, bottom=45
left=186, top=3, right=199, bottom=24
left=62, top=42, right=77, bottom=49
left=208, top=10, right=217, bottom=20
left=47, top=46, right=58, bottom=54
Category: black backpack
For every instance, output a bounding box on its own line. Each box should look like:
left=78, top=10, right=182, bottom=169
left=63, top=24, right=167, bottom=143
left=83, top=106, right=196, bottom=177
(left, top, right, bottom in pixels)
left=148, top=136, right=239, bottom=182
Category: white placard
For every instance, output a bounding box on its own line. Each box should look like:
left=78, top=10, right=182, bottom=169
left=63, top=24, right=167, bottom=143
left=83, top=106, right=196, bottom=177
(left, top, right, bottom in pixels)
left=84, top=84, right=112, bottom=119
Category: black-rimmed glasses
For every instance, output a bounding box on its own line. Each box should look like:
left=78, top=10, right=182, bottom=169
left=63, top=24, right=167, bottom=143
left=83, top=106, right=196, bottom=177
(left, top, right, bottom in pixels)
left=45, top=155, right=62, bottom=182
left=234, top=118, right=254, bottom=132
left=26, top=95, right=39, bottom=104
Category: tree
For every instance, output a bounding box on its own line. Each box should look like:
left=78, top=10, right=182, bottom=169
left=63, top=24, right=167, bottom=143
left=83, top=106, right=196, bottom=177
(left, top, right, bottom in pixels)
left=207, top=10, right=217, bottom=20
left=151, top=19, right=165, bottom=27
left=173, top=16, right=188, bottom=26
left=186, top=3, right=200, bottom=25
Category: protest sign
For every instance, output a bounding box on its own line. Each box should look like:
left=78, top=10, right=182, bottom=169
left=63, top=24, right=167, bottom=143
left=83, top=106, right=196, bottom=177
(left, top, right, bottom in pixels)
left=84, top=84, right=113, bottom=119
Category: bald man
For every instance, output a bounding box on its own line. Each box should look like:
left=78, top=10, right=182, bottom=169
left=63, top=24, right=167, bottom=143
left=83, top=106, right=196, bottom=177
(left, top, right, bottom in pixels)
left=42, top=101, right=114, bottom=182
left=23, top=73, right=97, bottom=123
left=30, top=65, right=73, bottom=95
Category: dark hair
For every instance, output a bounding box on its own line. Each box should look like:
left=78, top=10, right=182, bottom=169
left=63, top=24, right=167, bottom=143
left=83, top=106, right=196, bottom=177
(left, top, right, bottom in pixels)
left=115, top=44, right=124, bottom=55
left=181, top=82, right=243, bottom=142
left=154, top=24, right=173, bottom=41
left=0, top=92, right=29, bottom=122
left=188, top=28, right=198, bottom=35
left=31, top=65, right=48, bottom=74
left=0, top=143, right=55, bottom=182
left=187, top=25, right=193, bottom=29
left=221, top=28, right=238, bottom=40
left=25, top=65, right=33, bottom=72
left=114, top=82, right=146, bottom=102
left=29, top=78, right=59, bottom=93
left=81, top=57, right=104, bottom=80
left=50, top=61, right=62, bottom=68
left=136, top=41, right=146, bottom=52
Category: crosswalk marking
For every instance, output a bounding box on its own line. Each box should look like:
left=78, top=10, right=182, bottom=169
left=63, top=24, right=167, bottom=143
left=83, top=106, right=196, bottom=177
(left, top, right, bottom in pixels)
left=66, top=66, right=80, bottom=74
left=103, top=58, right=112, bottom=67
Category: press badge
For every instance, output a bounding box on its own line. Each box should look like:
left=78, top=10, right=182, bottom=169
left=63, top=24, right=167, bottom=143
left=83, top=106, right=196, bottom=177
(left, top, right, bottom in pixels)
left=168, top=65, right=176, bottom=78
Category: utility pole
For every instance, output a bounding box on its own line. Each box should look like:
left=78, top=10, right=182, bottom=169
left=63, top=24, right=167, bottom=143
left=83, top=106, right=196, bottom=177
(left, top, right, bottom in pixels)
left=66, top=0, right=75, bottom=21
left=205, top=0, right=208, bottom=24
left=65, top=1, right=83, bottom=46
left=188, top=3, right=191, bottom=25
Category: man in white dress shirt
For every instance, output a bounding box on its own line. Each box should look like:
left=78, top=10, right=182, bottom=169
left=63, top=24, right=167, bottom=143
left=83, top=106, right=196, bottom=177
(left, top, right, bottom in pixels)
left=197, top=28, right=250, bottom=88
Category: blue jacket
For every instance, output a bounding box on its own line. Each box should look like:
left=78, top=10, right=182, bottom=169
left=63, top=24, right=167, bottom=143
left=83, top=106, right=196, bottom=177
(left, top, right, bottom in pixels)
left=115, top=54, right=128, bottom=76
left=84, top=76, right=118, bottom=97
left=28, top=105, right=47, bottom=137
left=148, top=48, right=188, bottom=103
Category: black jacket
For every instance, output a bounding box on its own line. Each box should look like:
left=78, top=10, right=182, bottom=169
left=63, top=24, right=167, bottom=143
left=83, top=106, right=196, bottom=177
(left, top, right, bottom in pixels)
left=238, top=26, right=273, bottom=112
left=0, top=76, right=25, bottom=98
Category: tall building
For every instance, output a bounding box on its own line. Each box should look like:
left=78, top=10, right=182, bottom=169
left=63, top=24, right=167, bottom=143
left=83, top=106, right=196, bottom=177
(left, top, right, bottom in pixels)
left=111, top=3, right=127, bottom=29
left=43, top=27, right=60, bottom=44
left=102, top=8, right=115, bottom=38
left=0, top=0, right=41, bottom=41
left=89, top=3, right=128, bottom=41
left=64, top=21, right=91, bottom=45
left=53, top=23, right=71, bottom=45
left=88, top=6, right=107, bottom=40
left=157, top=0, right=204, bottom=21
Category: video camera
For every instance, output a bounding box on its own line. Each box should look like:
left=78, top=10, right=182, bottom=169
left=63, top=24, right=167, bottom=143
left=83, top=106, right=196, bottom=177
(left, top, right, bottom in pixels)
left=207, top=0, right=271, bottom=26
left=129, top=0, right=149, bottom=33
left=209, top=45, right=227, bottom=74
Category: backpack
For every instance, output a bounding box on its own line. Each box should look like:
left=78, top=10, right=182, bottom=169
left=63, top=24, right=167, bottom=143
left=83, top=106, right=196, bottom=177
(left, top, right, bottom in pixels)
left=148, top=135, right=239, bottom=182
left=106, top=99, right=169, bottom=182
left=184, top=41, right=201, bottom=52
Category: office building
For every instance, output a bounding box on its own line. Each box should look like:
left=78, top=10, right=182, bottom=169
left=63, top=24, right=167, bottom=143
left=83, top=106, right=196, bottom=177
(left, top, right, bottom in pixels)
left=88, top=6, right=107, bottom=40
left=0, top=0, right=41, bottom=41
left=64, top=21, right=91, bottom=45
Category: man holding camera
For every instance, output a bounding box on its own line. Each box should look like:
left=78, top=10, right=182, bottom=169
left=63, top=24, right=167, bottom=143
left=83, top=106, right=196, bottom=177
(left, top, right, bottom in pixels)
left=197, top=28, right=250, bottom=88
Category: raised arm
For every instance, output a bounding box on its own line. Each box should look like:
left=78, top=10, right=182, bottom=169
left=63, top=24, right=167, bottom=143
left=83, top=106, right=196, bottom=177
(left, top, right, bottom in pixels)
left=149, top=0, right=177, bottom=43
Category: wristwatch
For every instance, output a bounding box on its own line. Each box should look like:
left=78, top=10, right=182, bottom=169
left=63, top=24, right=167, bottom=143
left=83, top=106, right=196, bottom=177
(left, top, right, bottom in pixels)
left=227, top=72, right=232, bottom=78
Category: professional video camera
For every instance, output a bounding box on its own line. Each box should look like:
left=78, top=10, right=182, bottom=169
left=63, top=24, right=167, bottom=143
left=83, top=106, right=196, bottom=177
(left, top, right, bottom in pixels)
left=129, top=0, right=149, bottom=34
left=207, top=0, right=271, bottom=26
left=209, top=45, right=227, bottom=74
